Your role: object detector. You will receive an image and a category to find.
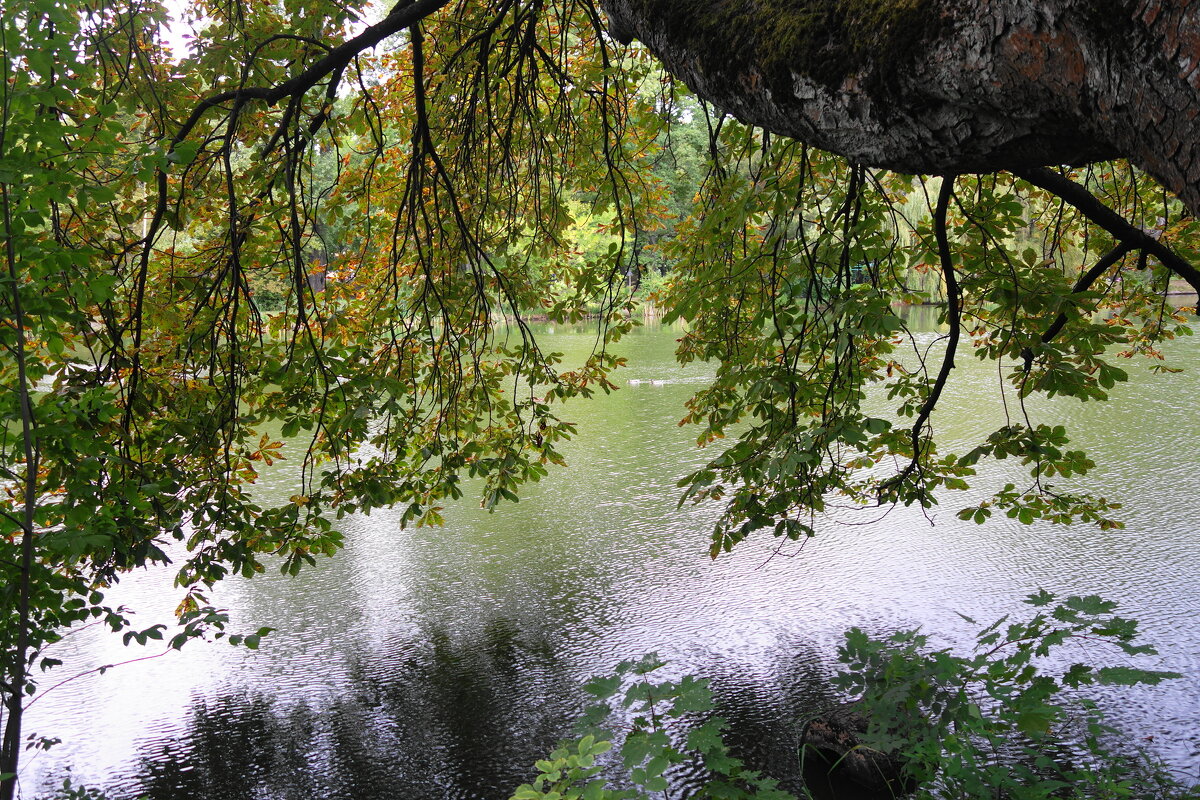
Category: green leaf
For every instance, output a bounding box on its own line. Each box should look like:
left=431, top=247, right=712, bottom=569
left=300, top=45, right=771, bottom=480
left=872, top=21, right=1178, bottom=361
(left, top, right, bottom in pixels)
left=583, top=675, right=620, bottom=699
left=1097, top=667, right=1181, bottom=686
left=167, top=141, right=200, bottom=165
left=864, top=417, right=891, bottom=434
left=642, top=776, right=668, bottom=792
left=644, top=755, right=669, bottom=777
left=1025, top=589, right=1056, bottom=607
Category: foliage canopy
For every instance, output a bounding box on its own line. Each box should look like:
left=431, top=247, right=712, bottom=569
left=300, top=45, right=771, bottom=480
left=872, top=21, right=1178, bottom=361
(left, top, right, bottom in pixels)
left=1, top=0, right=1198, bottom=795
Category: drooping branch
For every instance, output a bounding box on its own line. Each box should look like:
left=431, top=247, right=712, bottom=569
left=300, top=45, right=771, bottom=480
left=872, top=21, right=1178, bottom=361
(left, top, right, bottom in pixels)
left=163, top=0, right=453, bottom=164
left=911, top=177, right=960, bottom=461
left=881, top=175, right=959, bottom=497
left=123, top=0, right=454, bottom=433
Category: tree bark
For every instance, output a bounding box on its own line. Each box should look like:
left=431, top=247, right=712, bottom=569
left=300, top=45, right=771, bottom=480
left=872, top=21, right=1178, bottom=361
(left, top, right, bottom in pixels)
left=599, top=0, right=1200, bottom=214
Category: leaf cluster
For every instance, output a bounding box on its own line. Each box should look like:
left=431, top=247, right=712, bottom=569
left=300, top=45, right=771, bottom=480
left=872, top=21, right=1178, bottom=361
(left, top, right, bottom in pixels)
left=513, top=654, right=794, bottom=800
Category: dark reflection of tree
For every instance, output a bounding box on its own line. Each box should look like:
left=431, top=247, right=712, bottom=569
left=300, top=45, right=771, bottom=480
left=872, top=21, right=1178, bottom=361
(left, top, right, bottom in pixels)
left=129, top=694, right=320, bottom=800
left=120, top=622, right=863, bottom=800
left=317, top=617, right=577, bottom=800
left=121, top=616, right=580, bottom=800
left=703, top=648, right=845, bottom=798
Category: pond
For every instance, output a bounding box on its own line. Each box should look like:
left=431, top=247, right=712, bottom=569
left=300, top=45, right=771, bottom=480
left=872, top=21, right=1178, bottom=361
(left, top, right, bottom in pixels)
left=16, top=314, right=1200, bottom=798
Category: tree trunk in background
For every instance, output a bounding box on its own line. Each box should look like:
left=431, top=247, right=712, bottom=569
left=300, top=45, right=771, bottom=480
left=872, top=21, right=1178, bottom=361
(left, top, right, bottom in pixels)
left=599, top=0, right=1200, bottom=213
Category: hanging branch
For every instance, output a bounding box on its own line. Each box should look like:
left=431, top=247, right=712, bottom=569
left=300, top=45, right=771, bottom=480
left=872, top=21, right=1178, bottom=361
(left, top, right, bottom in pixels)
left=123, top=0, right=455, bottom=435
left=881, top=174, right=960, bottom=496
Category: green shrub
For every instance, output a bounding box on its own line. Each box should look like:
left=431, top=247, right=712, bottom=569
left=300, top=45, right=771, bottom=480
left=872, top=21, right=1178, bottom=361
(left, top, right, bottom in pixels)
left=833, top=591, right=1195, bottom=799
left=519, top=593, right=1198, bottom=800
left=512, top=654, right=794, bottom=799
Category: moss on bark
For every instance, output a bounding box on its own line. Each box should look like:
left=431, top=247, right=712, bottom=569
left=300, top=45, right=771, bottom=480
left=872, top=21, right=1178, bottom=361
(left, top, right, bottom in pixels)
left=626, top=0, right=943, bottom=93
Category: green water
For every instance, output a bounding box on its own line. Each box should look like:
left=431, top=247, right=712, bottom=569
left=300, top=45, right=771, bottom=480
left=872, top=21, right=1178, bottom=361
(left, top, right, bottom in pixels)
left=20, top=318, right=1200, bottom=798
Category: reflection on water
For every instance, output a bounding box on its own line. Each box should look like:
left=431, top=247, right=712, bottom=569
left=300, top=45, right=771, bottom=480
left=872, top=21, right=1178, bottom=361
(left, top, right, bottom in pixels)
left=127, top=619, right=572, bottom=800
left=19, top=314, right=1200, bottom=798
left=115, top=621, right=845, bottom=800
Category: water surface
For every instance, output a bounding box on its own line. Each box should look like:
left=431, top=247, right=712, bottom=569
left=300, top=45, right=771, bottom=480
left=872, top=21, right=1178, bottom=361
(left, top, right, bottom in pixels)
left=19, top=316, right=1200, bottom=798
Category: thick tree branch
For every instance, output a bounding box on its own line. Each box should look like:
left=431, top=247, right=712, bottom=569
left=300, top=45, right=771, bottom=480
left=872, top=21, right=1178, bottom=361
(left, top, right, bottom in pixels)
left=0, top=184, right=41, bottom=800
left=1013, top=167, right=1200, bottom=295
left=599, top=0, right=1200, bottom=215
